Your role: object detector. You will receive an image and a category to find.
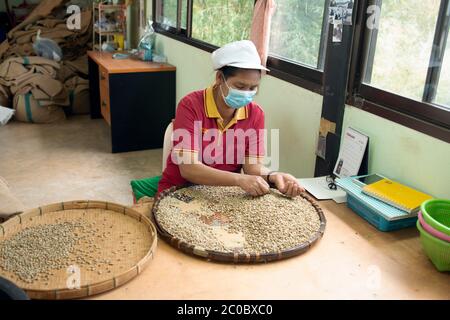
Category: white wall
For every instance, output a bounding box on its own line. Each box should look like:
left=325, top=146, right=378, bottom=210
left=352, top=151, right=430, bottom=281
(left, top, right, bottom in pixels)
left=343, top=105, right=450, bottom=198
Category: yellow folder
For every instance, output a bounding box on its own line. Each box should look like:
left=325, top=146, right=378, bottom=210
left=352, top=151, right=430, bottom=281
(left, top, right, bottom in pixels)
left=362, top=179, right=432, bottom=213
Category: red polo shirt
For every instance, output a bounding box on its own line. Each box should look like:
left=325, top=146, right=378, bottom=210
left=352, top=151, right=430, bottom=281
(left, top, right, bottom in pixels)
left=158, top=87, right=265, bottom=192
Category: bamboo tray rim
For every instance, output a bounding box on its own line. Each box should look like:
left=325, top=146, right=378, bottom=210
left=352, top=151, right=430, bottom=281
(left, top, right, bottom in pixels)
left=0, top=200, right=157, bottom=299
left=152, top=186, right=326, bottom=264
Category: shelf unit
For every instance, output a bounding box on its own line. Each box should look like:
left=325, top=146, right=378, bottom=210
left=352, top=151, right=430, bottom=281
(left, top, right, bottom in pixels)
left=93, top=2, right=128, bottom=51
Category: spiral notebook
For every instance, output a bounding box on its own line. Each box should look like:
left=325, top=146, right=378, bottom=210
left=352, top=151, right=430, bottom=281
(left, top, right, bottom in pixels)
left=362, top=179, right=433, bottom=214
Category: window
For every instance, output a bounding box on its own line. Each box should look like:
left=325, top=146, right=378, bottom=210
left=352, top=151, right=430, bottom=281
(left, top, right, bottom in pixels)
left=269, top=0, right=329, bottom=69
left=192, top=0, right=254, bottom=47
left=155, top=0, right=187, bottom=30
left=156, top=0, right=177, bottom=27
left=352, top=0, right=450, bottom=139
left=153, top=0, right=329, bottom=91
left=363, top=0, right=441, bottom=102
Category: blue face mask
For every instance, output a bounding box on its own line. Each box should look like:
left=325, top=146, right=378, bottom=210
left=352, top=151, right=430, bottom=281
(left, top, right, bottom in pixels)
left=220, top=76, right=257, bottom=109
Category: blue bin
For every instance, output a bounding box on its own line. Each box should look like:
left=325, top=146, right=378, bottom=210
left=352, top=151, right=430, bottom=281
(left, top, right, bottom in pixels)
left=347, top=193, right=418, bottom=232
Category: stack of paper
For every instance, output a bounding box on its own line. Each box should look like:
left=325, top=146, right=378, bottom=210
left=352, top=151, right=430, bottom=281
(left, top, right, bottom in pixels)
left=298, top=176, right=347, bottom=203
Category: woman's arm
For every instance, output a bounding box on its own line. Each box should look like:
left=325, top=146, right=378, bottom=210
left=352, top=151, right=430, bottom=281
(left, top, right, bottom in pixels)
left=179, top=163, right=270, bottom=196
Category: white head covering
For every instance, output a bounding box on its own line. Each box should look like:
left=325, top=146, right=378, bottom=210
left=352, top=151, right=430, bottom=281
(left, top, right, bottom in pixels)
left=211, top=40, right=269, bottom=71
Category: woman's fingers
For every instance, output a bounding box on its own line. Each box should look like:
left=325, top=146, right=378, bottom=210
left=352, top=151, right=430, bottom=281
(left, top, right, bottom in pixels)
left=275, top=175, right=287, bottom=193
left=292, top=182, right=303, bottom=197
left=253, top=182, right=268, bottom=196
left=258, top=178, right=270, bottom=194
left=287, top=183, right=295, bottom=197
left=298, top=183, right=305, bottom=193
left=239, top=175, right=270, bottom=196
left=291, top=180, right=304, bottom=196
left=292, top=184, right=301, bottom=197
left=285, top=181, right=294, bottom=197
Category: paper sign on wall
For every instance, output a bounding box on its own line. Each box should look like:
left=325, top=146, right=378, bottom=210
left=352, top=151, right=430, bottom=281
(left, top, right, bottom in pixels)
left=333, top=127, right=369, bottom=178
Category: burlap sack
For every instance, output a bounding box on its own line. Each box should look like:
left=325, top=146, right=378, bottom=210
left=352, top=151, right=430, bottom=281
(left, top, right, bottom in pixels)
left=65, top=55, right=88, bottom=76
left=0, top=57, right=30, bottom=85
left=58, top=56, right=88, bottom=81
left=13, top=92, right=66, bottom=123
left=12, top=29, right=37, bottom=45
left=65, top=76, right=89, bottom=114
left=0, top=56, right=60, bottom=87
left=36, top=17, right=66, bottom=29
left=77, top=10, right=93, bottom=35
left=10, top=72, right=67, bottom=99
left=1, top=1, right=91, bottom=62
left=57, top=63, right=77, bottom=82
left=7, top=0, right=65, bottom=38
left=18, top=74, right=67, bottom=100
left=4, top=43, right=34, bottom=59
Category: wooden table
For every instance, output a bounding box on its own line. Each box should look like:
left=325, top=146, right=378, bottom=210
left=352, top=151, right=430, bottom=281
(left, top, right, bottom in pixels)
left=92, top=199, right=450, bottom=300
left=87, top=51, right=176, bottom=153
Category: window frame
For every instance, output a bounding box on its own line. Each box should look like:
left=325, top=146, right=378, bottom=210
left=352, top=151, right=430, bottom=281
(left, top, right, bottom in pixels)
left=153, top=0, right=188, bottom=36
left=423, top=0, right=450, bottom=104
left=347, top=0, right=450, bottom=143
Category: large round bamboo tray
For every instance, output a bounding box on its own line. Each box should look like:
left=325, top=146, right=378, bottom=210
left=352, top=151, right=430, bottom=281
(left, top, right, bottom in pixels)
left=152, top=186, right=326, bottom=263
left=0, top=200, right=157, bottom=300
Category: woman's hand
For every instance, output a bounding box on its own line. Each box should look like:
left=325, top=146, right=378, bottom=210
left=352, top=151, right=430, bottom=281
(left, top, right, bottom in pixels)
left=269, top=172, right=305, bottom=197
left=237, top=174, right=270, bottom=197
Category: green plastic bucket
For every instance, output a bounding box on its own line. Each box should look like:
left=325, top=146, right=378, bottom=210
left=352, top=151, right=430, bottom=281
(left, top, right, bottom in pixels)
left=417, top=220, right=450, bottom=272
left=421, top=199, right=450, bottom=236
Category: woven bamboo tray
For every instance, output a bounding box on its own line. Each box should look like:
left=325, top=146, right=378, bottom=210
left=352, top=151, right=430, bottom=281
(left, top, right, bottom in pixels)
left=0, top=200, right=157, bottom=300
left=152, top=186, right=326, bottom=263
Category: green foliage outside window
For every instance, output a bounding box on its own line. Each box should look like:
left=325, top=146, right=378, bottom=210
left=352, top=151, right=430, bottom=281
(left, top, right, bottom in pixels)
left=192, top=0, right=254, bottom=47
left=269, top=0, right=327, bottom=68
left=368, top=0, right=449, bottom=107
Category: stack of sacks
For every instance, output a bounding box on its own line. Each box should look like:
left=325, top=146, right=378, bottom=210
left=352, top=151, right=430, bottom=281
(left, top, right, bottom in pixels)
left=0, top=0, right=92, bottom=62
left=0, top=56, right=69, bottom=123
left=0, top=0, right=92, bottom=123
left=58, top=55, right=90, bottom=115
left=0, top=56, right=60, bottom=84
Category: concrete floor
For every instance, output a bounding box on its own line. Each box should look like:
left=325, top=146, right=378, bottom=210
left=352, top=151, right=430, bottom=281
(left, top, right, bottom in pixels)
left=1, top=116, right=449, bottom=300
left=0, top=116, right=162, bottom=209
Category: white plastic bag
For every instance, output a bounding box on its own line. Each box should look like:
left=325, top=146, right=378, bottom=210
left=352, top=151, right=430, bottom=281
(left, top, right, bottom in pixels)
left=33, top=30, right=63, bottom=62
left=0, top=106, right=14, bottom=126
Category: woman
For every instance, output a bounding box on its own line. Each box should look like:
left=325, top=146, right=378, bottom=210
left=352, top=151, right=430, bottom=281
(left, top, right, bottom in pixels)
left=131, top=40, right=304, bottom=200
